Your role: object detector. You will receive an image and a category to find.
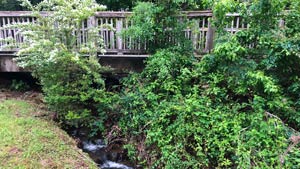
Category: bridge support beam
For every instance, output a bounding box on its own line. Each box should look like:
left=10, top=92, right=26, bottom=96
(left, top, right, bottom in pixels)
left=0, top=56, right=24, bottom=72
left=100, top=56, right=146, bottom=73
left=0, top=55, right=147, bottom=73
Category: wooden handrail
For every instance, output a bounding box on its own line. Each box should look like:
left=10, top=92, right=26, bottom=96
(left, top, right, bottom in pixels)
left=0, top=10, right=220, bottom=17
left=0, top=11, right=49, bottom=17
left=0, top=11, right=249, bottom=55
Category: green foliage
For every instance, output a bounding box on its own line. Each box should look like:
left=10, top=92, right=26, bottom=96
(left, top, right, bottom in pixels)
left=242, top=0, right=285, bottom=32
left=123, top=1, right=193, bottom=54
left=96, top=0, right=135, bottom=11
left=6, top=0, right=300, bottom=167
left=0, top=0, right=203, bottom=11
left=14, top=0, right=113, bottom=132
left=118, top=0, right=300, bottom=168
left=119, top=47, right=296, bottom=168
left=204, top=0, right=285, bottom=32
left=10, top=79, right=30, bottom=91
left=0, top=0, right=134, bottom=11
left=284, top=0, right=300, bottom=38
left=203, top=0, right=239, bottom=30
left=0, top=0, right=40, bottom=10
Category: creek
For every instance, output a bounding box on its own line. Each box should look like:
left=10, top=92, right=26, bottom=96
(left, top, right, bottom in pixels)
left=70, top=128, right=134, bottom=169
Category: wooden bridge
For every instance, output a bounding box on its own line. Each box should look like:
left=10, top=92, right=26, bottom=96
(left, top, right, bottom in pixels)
left=0, top=11, right=247, bottom=72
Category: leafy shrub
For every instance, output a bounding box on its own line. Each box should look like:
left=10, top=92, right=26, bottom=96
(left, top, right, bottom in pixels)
left=123, top=1, right=193, bottom=54
left=119, top=47, right=298, bottom=168
left=118, top=0, right=300, bottom=168
left=14, top=0, right=113, bottom=132
left=10, top=79, right=30, bottom=91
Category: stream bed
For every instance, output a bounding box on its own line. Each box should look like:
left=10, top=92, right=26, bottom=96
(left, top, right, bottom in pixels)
left=70, top=128, right=134, bottom=169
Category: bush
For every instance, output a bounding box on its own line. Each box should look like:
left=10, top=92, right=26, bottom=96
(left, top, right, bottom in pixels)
left=10, top=79, right=30, bottom=91
left=15, top=0, right=113, bottom=132
left=122, top=2, right=193, bottom=54
left=118, top=0, right=300, bottom=168
left=11, top=0, right=300, bottom=167
left=119, top=48, right=299, bottom=168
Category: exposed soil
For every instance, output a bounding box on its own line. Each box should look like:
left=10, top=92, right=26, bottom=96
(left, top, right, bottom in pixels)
left=0, top=72, right=42, bottom=102
left=0, top=89, right=44, bottom=104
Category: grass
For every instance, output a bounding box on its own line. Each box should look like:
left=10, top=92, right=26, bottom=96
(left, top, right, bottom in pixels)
left=0, top=99, right=98, bottom=169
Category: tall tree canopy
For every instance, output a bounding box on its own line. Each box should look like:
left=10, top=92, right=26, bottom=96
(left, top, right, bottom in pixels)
left=0, top=0, right=204, bottom=11
left=0, top=0, right=40, bottom=10
left=0, top=0, right=136, bottom=11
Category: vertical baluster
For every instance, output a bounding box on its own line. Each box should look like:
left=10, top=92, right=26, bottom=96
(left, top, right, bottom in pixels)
left=20, top=17, right=24, bottom=43
left=3, top=17, right=7, bottom=46
left=6, top=17, right=12, bottom=47
left=7, top=17, right=12, bottom=38
left=3, top=20, right=6, bottom=46
left=77, top=22, right=81, bottom=47
left=241, top=16, right=246, bottom=29
left=0, top=17, right=3, bottom=47
left=236, top=16, right=240, bottom=32
left=87, top=16, right=97, bottom=55
left=279, top=19, right=285, bottom=28
left=201, top=17, right=205, bottom=51
left=205, top=19, right=214, bottom=53
left=16, top=17, right=21, bottom=47
left=12, top=17, right=17, bottom=47
left=26, top=17, right=32, bottom=43
left=130, top=20, right=134, bottom=50
left=125, top=18, right=129, bottom=50
left=102, top=18, right=107, bottom=49
left=231, top=17, right=234, bottom=34
left=82, top=20, right=85, bottom=44
left=192, top=19, right=199, bottom=51
left=138, top=36, right=141, bottom=51
left=116, top=18, right=123, bottom=55
left=195, top=18, right=200, bottom=50
left=110, top=18, right=115, bottom=49
left=105, top=18, right=109, bottom=49
left=185, top=25, right=188, bottom=38
left=95, top=18, right=98, bottom=45
left=100, top=18, right=104, bottom=44
left=79, top=21, right=82, bottom=47
left=122, top=18, right=126, bottom=50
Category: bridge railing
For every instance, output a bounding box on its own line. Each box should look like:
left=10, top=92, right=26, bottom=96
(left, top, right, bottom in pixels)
left=0, top=11, right=247, bottom=55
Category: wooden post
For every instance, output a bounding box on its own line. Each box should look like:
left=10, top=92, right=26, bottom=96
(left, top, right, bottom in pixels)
left=116, top=18, right=123, bottom=55
left=87, top=16, right=97, bottom=56
left=87, top=16, right=96, bottom=28
left=0, top=18, right=3, bottom=46
left=2, top=17, right=7, bottom=47
left=205, top=19, right=214, bottom=53
left=192, top=19, right=199, bottom=53
left=279, top=19, right=285, bottom=29
left=110, top=18, right=115, bottom=49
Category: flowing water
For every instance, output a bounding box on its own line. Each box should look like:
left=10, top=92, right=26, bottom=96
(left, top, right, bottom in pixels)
left=70, top=128, right=134, bottom=169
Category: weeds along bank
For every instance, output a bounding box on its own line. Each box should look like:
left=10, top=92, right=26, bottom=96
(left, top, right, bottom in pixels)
left=0, top=99, right=97, bottom=168
left=11, top=0, right=300, bottom=168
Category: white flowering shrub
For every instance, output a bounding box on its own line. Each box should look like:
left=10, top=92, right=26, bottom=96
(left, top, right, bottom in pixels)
left=15, top=0, right=114, bottom=131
